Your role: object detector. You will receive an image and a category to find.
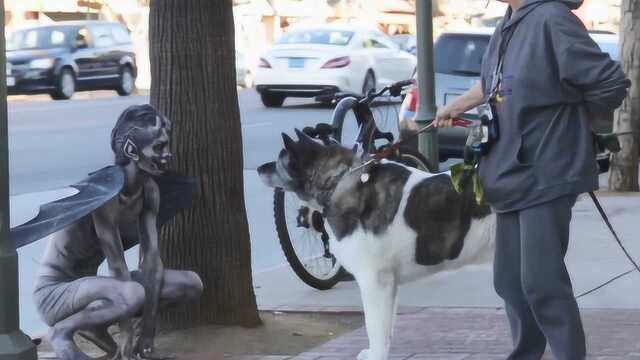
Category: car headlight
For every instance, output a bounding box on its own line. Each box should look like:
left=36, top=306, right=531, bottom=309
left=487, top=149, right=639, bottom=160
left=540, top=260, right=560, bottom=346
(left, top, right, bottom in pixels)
left=29, top=58, right=55, bottom=69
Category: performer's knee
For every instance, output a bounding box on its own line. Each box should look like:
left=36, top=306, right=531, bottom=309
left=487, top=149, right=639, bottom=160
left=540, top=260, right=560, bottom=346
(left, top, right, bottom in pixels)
left=184, top=271, right=203, bottom=300
left=118, top=281, right=145, bottom=315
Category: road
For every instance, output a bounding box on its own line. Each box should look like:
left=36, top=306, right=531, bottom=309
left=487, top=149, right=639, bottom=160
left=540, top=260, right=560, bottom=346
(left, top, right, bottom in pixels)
left=9, top=90, right=402, bottom=194
left=8, top=90, right=404, bottom=335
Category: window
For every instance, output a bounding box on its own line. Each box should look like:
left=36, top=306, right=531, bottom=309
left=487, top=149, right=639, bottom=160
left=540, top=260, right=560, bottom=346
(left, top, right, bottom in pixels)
left=434, top=34, right=490, bottom=76
left=277, top=30, right=354, bottom=46
left=371, top=38, right=389, bottom=49
left=596, top=41, right=619, bottom=61
left=364, top=38, right=390, bottom=49
left=74, top=27, right=92, bottom=48
left=91, top=25, right=115, bottom=48
left=364, top=32, right=396, bottom=49
left=8, top=27, right=69, bottom=50
left=112, top=25, right=131, bottom=44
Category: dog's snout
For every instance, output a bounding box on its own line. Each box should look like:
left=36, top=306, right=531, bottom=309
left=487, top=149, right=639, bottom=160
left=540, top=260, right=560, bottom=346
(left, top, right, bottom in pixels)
left=257, top=162, right=276, bottom=176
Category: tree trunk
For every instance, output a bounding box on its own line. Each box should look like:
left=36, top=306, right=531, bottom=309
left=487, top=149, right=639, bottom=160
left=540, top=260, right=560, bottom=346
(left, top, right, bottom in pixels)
left=610, top=0, right=640, bottom=191
left=149, top=0, right=261, bottom=329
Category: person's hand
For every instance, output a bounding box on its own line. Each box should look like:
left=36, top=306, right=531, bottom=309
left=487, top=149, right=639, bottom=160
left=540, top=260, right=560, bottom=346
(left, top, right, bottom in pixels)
left=434, top=105, right=461, bottom=128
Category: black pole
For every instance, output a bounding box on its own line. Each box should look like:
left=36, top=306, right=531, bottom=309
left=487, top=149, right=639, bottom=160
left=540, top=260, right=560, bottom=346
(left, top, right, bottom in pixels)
left=415, top=0, right=439, bottom=172
left=0, top=0, right=38, bottom=357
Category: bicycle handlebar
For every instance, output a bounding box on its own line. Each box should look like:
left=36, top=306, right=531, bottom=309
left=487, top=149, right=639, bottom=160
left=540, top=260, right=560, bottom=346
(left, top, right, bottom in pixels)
left=316, top=79, right=415, bottom=104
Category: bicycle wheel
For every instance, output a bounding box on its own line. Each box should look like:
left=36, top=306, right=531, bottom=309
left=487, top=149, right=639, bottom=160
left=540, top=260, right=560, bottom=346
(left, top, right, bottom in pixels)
left=274, top=188, right=346, bottom=290
left=395, top=148, right=430, bottom=171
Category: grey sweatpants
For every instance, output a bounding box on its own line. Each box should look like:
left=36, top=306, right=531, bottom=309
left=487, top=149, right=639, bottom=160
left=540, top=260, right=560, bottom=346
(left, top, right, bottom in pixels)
left=493, top=194, right=586, bottom=360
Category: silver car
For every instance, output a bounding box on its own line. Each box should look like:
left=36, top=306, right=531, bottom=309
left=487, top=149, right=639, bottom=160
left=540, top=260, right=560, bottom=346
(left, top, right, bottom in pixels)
left=399, top=29, right=619, bottom=166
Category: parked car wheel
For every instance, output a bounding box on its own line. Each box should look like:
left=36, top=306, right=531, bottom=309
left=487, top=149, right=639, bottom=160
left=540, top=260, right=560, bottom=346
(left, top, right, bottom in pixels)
left=116, top=66, right=135, bottom=96
left=50, top=69, right=75, bottom=100
left=362, top=71, right=376, bottom=96
left=261, top=93, right=285, bottom=108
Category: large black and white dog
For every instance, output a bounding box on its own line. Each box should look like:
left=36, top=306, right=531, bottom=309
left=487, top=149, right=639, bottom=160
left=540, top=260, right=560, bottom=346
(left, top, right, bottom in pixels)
left=258, top=130, right=496, bottom=360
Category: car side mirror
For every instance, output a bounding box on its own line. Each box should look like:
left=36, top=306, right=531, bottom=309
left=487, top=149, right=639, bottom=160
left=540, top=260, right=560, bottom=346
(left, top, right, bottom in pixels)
left=74, top=37, right=88, bottom=49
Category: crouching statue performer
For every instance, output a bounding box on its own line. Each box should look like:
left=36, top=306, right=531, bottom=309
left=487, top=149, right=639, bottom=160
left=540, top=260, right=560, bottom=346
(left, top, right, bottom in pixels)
left=11, top=105, right=203, bottom=360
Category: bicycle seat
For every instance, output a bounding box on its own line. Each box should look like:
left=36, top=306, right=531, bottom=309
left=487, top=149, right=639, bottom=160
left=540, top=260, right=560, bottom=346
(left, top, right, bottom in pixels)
left=372, top=128, right=394, bottom=144
left=304, top=123, right=339, bottom=146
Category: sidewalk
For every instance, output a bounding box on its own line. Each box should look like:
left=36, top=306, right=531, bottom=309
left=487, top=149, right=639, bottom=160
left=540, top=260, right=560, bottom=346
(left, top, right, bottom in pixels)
left=36, top=307, right=640, bottom=359
left=286, top=307, right=640, bottom=360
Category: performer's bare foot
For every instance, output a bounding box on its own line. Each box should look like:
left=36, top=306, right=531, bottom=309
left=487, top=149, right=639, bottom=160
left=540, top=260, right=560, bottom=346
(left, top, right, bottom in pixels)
left=135, top=350, right=175, bottom=360
left=77, top=326, right=118, bottom=356
left=48, top=327, right=93, bottom=360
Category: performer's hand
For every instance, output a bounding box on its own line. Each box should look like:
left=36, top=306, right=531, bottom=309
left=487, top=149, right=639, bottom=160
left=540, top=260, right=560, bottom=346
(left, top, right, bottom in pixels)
left=117, top=321, right=137, bottom=360
left=119, top=337, right=135, bottom=360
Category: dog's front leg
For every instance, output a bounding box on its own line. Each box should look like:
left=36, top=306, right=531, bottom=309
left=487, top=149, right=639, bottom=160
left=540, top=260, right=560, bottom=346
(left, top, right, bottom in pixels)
left=357, top=270, right=398, bottom=360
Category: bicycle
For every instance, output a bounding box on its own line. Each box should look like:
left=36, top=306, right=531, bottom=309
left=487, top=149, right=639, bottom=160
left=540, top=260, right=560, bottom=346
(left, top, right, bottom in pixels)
left=273, top=79, right=430, bottom=290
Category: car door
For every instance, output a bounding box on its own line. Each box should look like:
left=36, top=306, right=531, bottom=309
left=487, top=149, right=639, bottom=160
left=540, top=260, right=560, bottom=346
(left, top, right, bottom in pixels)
left=88, top=24, right=120, bottom=82
left=372, top=32, right=415, bottom=83
left=72, top=27, right=100, bottom=80
left=361, top=32, right=394, bottom=87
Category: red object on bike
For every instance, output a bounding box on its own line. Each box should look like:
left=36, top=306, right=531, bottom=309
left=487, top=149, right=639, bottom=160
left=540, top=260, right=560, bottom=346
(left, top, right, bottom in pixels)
left=451, top=118, right=474, bottom=128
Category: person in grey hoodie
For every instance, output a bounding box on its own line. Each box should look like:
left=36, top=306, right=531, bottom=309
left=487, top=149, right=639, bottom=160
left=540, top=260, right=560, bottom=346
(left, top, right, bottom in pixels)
left=435, top=0, right=630, bottom=359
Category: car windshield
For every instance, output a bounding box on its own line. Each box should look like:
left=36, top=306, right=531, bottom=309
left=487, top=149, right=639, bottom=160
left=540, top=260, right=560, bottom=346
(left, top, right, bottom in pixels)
left=596, top=41, right=619, bottom=61
left=8, top=27, right=69, bottom=50
left=277, top=30, right=354, bottom=46
left=435, top=34, right=489, bottom=76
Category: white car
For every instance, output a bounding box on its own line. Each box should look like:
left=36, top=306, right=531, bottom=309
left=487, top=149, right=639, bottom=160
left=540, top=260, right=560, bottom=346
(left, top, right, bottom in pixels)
left=254, top=25, right=417, bottom=107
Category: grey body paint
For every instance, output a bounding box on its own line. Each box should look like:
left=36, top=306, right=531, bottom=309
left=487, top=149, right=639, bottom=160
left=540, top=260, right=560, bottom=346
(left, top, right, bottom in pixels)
left=34, top=105, right=203, bottom=360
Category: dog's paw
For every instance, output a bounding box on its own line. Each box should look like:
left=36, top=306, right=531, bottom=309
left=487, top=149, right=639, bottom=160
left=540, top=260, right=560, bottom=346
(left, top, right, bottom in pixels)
left=356, top=349, right=369, bottom=360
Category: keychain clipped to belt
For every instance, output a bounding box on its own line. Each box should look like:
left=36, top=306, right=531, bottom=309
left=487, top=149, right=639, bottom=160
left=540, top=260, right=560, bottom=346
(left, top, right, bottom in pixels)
left=450, top=28, right=514, bottom=204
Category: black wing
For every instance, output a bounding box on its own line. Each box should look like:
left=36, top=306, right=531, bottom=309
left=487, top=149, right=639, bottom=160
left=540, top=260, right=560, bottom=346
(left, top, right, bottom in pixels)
left=10, top=166, right=125, bottom=249
left=155, top=171, right=198, bottom=227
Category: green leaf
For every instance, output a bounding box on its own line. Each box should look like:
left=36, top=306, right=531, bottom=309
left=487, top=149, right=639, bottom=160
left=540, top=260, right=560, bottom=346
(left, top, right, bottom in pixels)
left=450, top=162, right=466, bottom=194
left=473, top=172, right=485, bottom=205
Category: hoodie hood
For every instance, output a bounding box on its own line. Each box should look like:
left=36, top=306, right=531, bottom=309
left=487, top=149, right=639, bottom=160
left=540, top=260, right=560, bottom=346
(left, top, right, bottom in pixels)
left=502, top=0, right=583, bottom=31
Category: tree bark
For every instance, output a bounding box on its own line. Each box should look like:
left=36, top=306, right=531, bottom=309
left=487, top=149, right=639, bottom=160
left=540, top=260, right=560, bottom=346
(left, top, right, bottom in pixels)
left=610, top=0, right=640, bottom=191
left=149, top=0, right=261, bottom=329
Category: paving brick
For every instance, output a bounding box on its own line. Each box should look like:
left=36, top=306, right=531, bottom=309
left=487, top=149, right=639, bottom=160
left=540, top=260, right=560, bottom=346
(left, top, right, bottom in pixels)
left=407, top=354, right=469, bottom=360
left=298, top=308, right=640, bottom=358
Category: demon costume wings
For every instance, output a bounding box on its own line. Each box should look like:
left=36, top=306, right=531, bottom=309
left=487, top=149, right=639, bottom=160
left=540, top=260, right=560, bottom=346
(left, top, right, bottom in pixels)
left=10, top=166, right=196, bottom=248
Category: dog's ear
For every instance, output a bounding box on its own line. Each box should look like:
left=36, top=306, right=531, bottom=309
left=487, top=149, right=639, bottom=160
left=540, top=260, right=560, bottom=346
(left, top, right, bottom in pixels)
left=282, top=133, right=297, bottom=154
left=294, top=128, right=318, bottom=146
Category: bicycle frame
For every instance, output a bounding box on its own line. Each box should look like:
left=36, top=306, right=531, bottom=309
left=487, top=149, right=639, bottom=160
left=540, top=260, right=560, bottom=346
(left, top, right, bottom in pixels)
left=330, top=81, right=409, bottom=156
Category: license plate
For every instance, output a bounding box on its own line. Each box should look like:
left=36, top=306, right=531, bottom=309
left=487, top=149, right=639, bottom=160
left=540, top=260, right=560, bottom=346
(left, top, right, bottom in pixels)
left=288, top=58, right=305, bottom=68
left=6, top=76, right=15, bottom=87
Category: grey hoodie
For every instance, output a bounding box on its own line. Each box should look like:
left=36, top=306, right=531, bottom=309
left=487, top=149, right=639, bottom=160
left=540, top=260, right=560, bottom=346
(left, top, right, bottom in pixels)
left=478, top=0, right=630, bottom=212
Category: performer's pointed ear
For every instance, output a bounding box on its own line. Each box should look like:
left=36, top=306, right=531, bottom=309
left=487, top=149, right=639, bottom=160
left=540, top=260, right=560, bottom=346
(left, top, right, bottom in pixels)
left=123, top=138, right=140, bottom=161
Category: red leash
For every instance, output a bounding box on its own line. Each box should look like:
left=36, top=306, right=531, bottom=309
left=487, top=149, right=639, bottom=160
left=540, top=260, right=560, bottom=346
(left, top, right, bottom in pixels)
left=371, top=117, right=473, bottom=161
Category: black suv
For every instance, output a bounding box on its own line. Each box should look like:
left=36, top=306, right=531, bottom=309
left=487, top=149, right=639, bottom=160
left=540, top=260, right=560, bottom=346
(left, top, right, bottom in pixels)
left=6, top=21, right=137, bottom=100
